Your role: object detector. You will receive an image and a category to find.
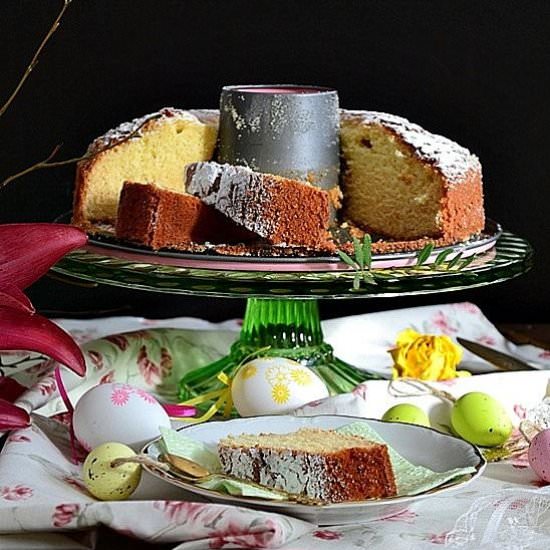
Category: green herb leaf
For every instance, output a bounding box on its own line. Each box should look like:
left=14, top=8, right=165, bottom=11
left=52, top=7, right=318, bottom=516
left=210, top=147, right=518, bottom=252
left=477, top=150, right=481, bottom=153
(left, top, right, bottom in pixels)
left=353, top=272, right=361, bottom=290
left=447, top=251, right=464, bottom=269
left=416, top=243, right=434, bottom=266
left=362, top=271, right=377, bottom=285
left=337, top=250, right=357, bottom=269
left=352, top=237, right=365, bottom=269
left=458, top=254, right=477, bottom=270
left=363, top=234, right=372, bottom=269
left=434, top=248, right=455, bottom=267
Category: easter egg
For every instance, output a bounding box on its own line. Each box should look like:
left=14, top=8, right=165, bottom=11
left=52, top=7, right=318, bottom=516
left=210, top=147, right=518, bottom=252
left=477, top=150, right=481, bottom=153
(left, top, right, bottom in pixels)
left=231, top=357, right=329, bottom=417
left=450, top=391, right=512, bottom=447
left=382, top=404, right=430, bottom=427
left=528, top=429, right=550, bottom=482
left=83, top=442, right=141, bottom=500
left=73, top=383, right=170, bottom=451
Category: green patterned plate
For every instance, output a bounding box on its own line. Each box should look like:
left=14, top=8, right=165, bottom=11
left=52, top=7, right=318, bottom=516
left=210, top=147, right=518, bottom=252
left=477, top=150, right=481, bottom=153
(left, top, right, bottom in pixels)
left=52, top=231, right=533, bottom=299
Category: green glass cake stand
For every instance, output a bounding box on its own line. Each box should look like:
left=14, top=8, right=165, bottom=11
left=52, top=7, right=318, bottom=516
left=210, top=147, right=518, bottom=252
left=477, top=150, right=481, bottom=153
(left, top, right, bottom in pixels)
left=51, top=228, right=533, bottom=399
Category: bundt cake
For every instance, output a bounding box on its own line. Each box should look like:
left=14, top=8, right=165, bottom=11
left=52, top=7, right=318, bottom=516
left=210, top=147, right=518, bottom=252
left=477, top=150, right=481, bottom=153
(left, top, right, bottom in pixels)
left=72, top=108, right=218, bottom=227
left=340, top=110, right=485, bottom=242
left=115, top=182, right=255, bottom=250
left=73, top=105, right=486, bottom=255
left=185, top=161, right=334, bottom=250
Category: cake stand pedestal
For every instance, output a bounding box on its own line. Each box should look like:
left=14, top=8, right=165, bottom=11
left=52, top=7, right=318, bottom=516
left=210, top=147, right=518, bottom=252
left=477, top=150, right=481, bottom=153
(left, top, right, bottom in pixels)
left=180, top=298, right=369, bottom=399
left=52, top=230, right=533, bottom=400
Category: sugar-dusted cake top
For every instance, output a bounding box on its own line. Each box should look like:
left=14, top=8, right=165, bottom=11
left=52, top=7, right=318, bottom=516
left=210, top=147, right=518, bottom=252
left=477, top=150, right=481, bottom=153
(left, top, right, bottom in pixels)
left=219, top=428, right=381, bottom=453
left=88, top=107, right=219, bottom=154
left=341, top=109, right=481, bottom=183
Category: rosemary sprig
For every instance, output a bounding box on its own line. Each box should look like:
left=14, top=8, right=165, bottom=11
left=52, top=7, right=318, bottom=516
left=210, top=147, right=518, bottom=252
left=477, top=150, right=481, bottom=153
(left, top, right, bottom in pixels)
left=338, top=235, right=479, bottom=291
left=415, top=242, right=434, bottom=266
left=415, top=242, right=478, bottom=272
left=337, top=235, right=377, bottom=290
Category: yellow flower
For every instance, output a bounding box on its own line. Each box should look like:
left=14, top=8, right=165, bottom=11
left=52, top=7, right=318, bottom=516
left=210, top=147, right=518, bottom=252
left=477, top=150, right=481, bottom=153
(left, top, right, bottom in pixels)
left=265, top=365, right=290, bottom=386
left=240, top=364, right=258, bottom=380
left=272, top=383, right=290, bottom=404
left=290, top=368, right=312, bottom=386
left=389, top=329, right=468, bottom=381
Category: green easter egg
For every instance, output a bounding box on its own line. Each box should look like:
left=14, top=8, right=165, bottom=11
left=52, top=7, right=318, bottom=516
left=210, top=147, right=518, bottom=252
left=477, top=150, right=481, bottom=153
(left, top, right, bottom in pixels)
left=451, top=392, right=512, bottom=447
left=382, top=404, right=430, bottom=427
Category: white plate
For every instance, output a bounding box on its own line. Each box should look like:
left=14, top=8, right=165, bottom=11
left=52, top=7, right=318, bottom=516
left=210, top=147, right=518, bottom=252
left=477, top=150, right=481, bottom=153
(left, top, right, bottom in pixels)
left=142, top=415, right=485, bottom=525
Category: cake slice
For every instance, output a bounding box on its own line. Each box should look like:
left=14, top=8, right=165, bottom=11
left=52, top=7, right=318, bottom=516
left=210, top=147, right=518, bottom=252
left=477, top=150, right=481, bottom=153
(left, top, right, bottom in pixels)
left=340, top=110, right=484, bottom=242
left=217, top=428, right=397, bottom=503
left=115, top=182, right=255, bottom=249
left=73, top=108, right=219, bottom=228
left=185, top=162, right=334, bottom=251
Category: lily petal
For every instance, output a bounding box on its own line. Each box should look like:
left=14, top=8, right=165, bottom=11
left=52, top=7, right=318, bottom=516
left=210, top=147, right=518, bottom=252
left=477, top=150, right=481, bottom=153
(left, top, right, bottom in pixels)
left=0, top=377, right=28, bottom=403
left=0, top=307, right=86, bottom=376
left=0, top=285, right=34, bottom=313
left=0, top=224, right=87, bottom=289
left=0, top=398, right=30, bottom=431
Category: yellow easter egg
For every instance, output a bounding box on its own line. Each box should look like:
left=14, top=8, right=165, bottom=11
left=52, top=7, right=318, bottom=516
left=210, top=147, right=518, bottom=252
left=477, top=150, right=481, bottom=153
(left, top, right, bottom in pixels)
left=82, top=442, right=141, bottom=500
left=231, top=357, right=329, bottom=417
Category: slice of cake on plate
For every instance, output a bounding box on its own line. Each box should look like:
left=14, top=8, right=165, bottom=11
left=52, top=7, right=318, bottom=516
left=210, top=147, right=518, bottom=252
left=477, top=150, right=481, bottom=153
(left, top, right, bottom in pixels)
left=73, top=108, right=218, bottom=228
left=185, top=161, right=334, bottom=251
left=218, top=428, right=397, bottom=503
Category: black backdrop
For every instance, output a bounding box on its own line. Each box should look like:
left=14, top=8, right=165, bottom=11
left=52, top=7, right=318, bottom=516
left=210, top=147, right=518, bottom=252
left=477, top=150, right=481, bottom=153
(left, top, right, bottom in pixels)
left=0, top=0, right=548, bottom=323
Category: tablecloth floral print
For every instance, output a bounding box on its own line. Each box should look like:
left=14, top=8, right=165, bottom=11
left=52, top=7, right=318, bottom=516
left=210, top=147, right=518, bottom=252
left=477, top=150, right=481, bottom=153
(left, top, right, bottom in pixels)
left=1, top=303, right=550, bottom=549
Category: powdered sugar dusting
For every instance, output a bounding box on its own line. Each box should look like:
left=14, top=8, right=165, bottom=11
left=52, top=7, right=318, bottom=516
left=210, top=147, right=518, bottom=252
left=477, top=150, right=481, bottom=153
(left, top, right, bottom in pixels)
left=341, top=109, right=480, bottom=183
left=88, top=107, right=218, bottom=154
left=218, top=444, right=331, bottom=501
left=185, top=162, right=276, bottom=238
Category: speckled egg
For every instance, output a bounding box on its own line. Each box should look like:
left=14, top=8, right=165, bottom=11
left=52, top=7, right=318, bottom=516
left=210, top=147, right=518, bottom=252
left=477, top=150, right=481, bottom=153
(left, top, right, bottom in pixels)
left=73, top=383, right=170, bottom=451
left=382, top=404, right=431, bottom=427
left=528, top=429, right=550, bottom=482
left=231, top=357, right=329, bottom=417
left=451, top=391, right=512, bottom=447
left=82, top=442, right=141, bottom=500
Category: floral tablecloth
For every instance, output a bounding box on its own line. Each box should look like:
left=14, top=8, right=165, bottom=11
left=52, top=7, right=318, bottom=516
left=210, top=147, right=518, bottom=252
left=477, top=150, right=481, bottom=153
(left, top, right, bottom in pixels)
left=1, top=303, right=550, bottom=549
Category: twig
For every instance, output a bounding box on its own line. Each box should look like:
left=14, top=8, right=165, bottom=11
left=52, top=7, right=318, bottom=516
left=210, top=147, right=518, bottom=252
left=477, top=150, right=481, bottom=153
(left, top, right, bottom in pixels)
left=387, top=377, right=457, bottom=403
left=111, top=455, right=170, bottom=471
left=0, top=113, right=162, bottom=191
left=0, top=1, right=72, bottom=119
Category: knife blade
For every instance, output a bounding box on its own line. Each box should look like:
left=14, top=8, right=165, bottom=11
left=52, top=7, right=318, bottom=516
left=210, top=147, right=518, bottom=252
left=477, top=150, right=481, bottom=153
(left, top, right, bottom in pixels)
left=457, top=337, right=539, bottom=371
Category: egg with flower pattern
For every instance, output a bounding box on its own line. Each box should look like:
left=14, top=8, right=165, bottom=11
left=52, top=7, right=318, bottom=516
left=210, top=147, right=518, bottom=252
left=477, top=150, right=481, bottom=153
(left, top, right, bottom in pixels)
left=231, top=357, right=329, bottom=417
left=73, top=382, right=170, bottom=451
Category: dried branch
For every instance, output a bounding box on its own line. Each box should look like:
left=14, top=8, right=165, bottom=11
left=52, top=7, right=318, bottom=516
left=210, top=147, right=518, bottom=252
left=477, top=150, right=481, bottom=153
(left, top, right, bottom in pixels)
left=0, top=1, right=72, bottom=119
left=0, top=1, right=160, bottom=192
left=0, top=113, right=162, bottom=190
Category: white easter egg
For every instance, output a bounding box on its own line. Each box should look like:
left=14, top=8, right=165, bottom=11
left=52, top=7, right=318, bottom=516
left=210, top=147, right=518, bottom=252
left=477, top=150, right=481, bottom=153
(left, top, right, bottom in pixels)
left=73, top=383, right=170, bottom=451
left=231, top=357, right=329, bottom=417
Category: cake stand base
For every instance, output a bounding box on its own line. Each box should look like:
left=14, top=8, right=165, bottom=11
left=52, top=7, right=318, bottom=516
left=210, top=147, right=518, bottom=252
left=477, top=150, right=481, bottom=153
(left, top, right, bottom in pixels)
left=178, top=298, right=380, bottom=401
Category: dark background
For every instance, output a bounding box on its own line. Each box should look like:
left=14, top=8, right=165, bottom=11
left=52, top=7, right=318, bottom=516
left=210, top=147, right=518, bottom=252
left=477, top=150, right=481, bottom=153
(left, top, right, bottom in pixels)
left=0, top=0, right=547, bottom=323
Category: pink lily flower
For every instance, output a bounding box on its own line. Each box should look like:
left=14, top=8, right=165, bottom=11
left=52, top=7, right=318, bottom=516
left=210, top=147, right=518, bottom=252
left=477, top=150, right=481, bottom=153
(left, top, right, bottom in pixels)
left=0, top=223, right=87, bottom=430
